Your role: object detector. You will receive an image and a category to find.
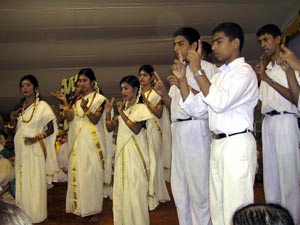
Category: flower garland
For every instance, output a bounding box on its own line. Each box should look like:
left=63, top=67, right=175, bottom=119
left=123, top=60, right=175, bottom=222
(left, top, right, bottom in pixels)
left=60, top=74, right=78, bottom=96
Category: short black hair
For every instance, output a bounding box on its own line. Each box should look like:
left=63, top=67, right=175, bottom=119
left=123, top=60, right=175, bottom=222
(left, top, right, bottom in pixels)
left=233, top=203, right=295, bottom=225
left=256, top=24, right=282, bottom=38
left=212, top=22, right=244, bottom=51
left=173, top=27, right=200, bottom=48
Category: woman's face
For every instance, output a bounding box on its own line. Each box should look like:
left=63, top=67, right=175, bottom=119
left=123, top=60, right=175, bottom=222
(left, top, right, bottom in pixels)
left=77, top=74, right=93, bottom=93
left=138, top=70, right=152, bottom=87
left=20, top=79, right=35, bottom=98
left=120, top=82, right=136, bottom=102
left=74, top=83, right=82, bottom=97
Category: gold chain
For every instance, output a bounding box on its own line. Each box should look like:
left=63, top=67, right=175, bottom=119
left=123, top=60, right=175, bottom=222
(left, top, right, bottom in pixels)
left=146, top=88, right=153, bottom=99
left=20, top=102, right=37, bottom=123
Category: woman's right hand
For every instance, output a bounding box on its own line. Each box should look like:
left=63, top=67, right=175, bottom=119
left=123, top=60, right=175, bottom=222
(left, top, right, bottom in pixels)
left=50, top=91, right=67, bottom=103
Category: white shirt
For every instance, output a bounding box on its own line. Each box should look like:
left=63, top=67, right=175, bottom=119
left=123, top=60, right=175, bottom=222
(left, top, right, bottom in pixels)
left=182, top=57, right=258, bottom=134
left=259, top=61, right=300, bottom=114
left=169, top=60, right=218, bottom=122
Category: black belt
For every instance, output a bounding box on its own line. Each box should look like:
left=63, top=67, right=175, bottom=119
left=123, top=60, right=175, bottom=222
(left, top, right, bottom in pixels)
left=265, top=110, right=294, bottom=116
left=175, top=117, right=193, bottom=122
left=212, top=129, right=251, bottom=140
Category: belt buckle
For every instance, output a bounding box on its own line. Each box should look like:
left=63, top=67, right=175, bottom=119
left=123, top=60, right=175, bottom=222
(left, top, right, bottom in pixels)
left=212, top=133, right=220, bottom=139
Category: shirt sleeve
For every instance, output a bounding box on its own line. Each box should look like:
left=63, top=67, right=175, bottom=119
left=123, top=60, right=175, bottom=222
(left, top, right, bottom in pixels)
left=203, top=64, right=258, bottom=113
left=180, top=91, right=208, bottom=118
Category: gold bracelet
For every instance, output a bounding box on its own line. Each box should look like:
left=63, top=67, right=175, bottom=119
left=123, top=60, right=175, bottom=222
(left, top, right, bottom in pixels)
left=7, top=123, right=15, bottom=129
left=126, top=119, right=133, bottom=126
left=63, top=105, right=70, bottom=111
left=149, top=104, right=155, bottom=110
left=37, top=131, right=47, bottom=140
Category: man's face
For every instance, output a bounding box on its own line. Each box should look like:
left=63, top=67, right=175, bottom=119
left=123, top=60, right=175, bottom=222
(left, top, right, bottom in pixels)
left=173, top=35, right=193, bottom=61
left=257, top=33, right=280, bottom=58
left=212, top=31, right=235, bottom=64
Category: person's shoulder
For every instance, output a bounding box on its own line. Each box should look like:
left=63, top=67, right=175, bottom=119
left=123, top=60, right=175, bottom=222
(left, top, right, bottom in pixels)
left=38, top=100, right=50, bottom=106
left=201, top=59, right=219, bottom=71
left=92, top=93, right=106, bottom=105
left=201, top=59, right=213, bottom=67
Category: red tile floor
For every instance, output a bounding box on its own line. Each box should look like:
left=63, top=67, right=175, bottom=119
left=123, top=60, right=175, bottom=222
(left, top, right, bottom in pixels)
left=36, top=182, right=264, bottom=225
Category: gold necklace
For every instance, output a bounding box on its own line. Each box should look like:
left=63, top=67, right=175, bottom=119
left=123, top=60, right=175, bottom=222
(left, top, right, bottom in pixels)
left=74, top=92, right=97, bottom=118
left=146, top=88, right=153, bottom=99
left=20, top=101, right=37, bottom=123
left=124, top=101, right=135, bottom=116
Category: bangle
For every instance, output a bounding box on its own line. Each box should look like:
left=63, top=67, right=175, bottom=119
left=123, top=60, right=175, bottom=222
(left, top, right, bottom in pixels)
left=148, top=104, right=155, bottom=110
left=125, top=119, right=133, bottom=126
left=37, top=131, right=47, bottom=140
left=7, top=123, right=15, bottom=129
left=63, top=105, right=70, bottom=111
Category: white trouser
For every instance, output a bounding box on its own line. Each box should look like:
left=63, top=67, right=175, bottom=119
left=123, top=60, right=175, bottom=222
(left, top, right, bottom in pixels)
left=171, top=119, right=211, bottom=225
left=262, top=114, right=300, bottom=225
left=210, top=132, right=257, bottom=225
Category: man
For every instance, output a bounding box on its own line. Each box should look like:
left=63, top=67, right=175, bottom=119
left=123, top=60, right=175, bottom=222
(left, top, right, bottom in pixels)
left=154, top=27, right=217, bottom=225
left=173, top=22, right=258, bottom=225
left=255, top=24, right=300, bottom=225
left=278, top=45, right=300, bottom=110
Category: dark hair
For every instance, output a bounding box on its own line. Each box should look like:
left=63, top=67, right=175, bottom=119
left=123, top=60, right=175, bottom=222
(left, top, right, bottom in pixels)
left=138, top=64, right=154, bottom=77
left=119, top=75, right=143, bottom=103
left=0, top=130, right=8, bottom=139
left=233, top=203, right=295, bottom=225
left=202, top=41, right=212, bottom=55
left=18, top=74, right=40, bottom=108
left=78, top=68, right=96, bottom=82
left=256, top=24, right=282, bottom=38
left=78, top=68, right=104, bottom=94
left=212, top=22, right=244, bottom=51
left=173, top=27, right=200, bottom=49
left=0, top=200, right=32, bottom=225
left=19, top=75, right=39, bottom=89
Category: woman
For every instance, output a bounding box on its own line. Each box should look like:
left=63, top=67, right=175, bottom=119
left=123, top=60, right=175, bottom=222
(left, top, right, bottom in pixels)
left=52, top=68, right=108, bottom=222
left=138, top=64, right=170, bottom=210
left=105, top=75, right=152, bottom=225
left=8, top=74, right=58, bottom=223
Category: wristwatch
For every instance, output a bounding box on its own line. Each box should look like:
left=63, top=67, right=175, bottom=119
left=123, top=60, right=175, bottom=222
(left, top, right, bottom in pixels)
left=194, top=69, right=206, bottom=78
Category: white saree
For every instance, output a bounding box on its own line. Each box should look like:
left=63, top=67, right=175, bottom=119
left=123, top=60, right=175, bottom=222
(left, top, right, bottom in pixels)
left=66, top=92, right=107, bottom=217
left=144, top=89, right=170, bottom=210
left=160, top=106, right=172, bottom=182
left=14, top=100, right=58, bottom=223
left=113, top=103, right=152, bottom=225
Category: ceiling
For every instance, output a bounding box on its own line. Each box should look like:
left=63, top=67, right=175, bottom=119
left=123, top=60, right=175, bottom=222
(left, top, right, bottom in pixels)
left=0, top=0, right=299, bottom=118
